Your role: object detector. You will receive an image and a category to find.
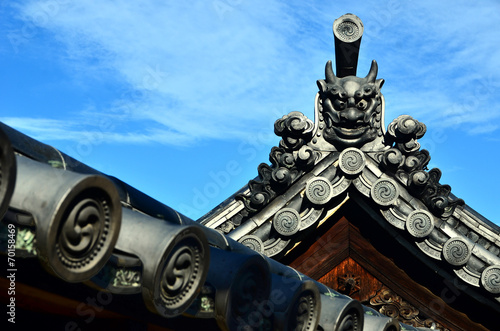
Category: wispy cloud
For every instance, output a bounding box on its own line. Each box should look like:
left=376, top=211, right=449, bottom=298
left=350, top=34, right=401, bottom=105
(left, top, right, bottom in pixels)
left=5, top=0, right=500, bottom=145
left=361, top=1, right=500, bottom=134
left=467, top=124, right=498, bottom=135
left=0, top=116, right=191, bottom=145
left=9, top=1, right=315, bottom=144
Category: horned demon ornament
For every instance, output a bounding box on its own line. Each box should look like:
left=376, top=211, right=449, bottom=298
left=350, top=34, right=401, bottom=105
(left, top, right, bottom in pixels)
left=315, top=59, right=385, bottom=150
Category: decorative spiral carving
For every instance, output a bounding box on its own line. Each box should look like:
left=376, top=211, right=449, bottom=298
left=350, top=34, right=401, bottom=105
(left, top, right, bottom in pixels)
left=306, top=177, right=333, bottom=205
left=406, top=210, right=434, bottom=238
left=273, top=208, right=301, bottom=236
left=381, top=148, right=404, bottom=170
left=280, top=152, right=295, bottom=168
left=292, top=291, right=317, bottom=331
left=405, top=155, right=420, bottom=170
left=156, top=236, right=205, bottom=316
left=386, top=115, right=426, bottom=154
left=334, top=20, right=361, bottom=42
left=442, top=237, right=471, bottom=266
left=371, top=178, right=399, bottom=206
left=379, top=305, right=398, bottom=319
left=251, top=192, right=268, bottom=207
left=339, top=148, right=366, bottom=175
left=238, top=235, right=264, bottom=253
left=161, top=246, right=196, bottom=302
left=337, top=309, right=360, bottom=331
left=56, top=192, right=110, bottom=271
left=275, top=111, right=314, bottom=151
left=481, top=265, right=500, bottom=293
left=410, top=170, right=429, bottom=187
left=228, top=258, right=270, bottom=328
left=393, top=116, right=420, bottom=135
left=272, top=167, right=292, bottom=186
left=296, top=145, right=318, bottom=170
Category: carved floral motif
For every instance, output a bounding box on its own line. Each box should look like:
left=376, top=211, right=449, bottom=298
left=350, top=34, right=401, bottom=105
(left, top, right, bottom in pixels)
left=337, top=274, right=361, bottom=297
left=113, top=268, right=141, bottom=288
left=368, top=287, right=450, bottom=331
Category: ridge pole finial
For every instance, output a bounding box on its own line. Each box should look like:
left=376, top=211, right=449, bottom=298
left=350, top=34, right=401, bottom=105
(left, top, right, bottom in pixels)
left=333, top=13, right=364, bottom=77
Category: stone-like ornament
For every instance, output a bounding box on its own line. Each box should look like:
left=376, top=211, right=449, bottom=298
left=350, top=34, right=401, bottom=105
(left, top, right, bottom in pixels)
left=238, top=235, right=264, bottom=253
left=406, top=210, right=434, bottom=238
left=275, top=111, right=315, bottom=151
left=57, top=196, right=112, bottom=271
left=316, top=60, right=384, bottom=150
left=339, top=147, right=366, bottom=175
left=481, top=265, right=500, bottom=294
left=442, top=237, right=471, bottom=266
left=371, top=178, right=399, bottom=206
left=273, top=208, right=301, bottom=236
left=306, top=177, right=333, bottom=205
left=198, top=16, right=498, bottom=312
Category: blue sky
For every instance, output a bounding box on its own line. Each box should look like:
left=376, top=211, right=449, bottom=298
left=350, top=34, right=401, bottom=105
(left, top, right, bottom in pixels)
left=1, top=1, right=499, bottom=224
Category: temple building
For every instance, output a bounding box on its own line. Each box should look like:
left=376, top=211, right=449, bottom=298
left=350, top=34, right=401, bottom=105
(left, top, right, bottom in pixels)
left=1, top=14, right=499, bottom=331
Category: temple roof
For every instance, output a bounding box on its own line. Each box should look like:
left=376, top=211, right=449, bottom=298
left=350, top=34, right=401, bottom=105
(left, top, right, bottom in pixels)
left=0, top=121, right=429, bottom=330
left=1, top=13, right=498, bottom=331
left=199, top=110, right=500, bottom=294
left=197, top=13, right=500, bottom=330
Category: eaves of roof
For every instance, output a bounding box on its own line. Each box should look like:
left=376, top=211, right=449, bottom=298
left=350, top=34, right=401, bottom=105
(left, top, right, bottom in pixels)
left=0, top=122, right=429, bottom=331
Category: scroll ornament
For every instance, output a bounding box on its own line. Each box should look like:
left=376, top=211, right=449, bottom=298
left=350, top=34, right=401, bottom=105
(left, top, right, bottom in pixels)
left=380, top=116, right=464, bottom=218
left=237, top=112, right=319, bottom=213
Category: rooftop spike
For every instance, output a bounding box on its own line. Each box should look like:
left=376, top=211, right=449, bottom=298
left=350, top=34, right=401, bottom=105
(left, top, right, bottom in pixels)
left=333, top=13, right=364, bottom=78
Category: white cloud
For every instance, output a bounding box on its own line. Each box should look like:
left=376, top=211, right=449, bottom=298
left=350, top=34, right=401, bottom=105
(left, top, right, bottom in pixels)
left=0, top=116, right=191, bottom=145
left=468, top=124, right=498, bottom=135
left=7, top=0, right=500, bottom=144
left=11, top=1, right=325, bottom=144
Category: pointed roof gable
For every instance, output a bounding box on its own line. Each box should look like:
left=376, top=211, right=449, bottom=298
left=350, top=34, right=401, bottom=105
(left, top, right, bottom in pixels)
left=199, top=13, right=500, bottom=330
